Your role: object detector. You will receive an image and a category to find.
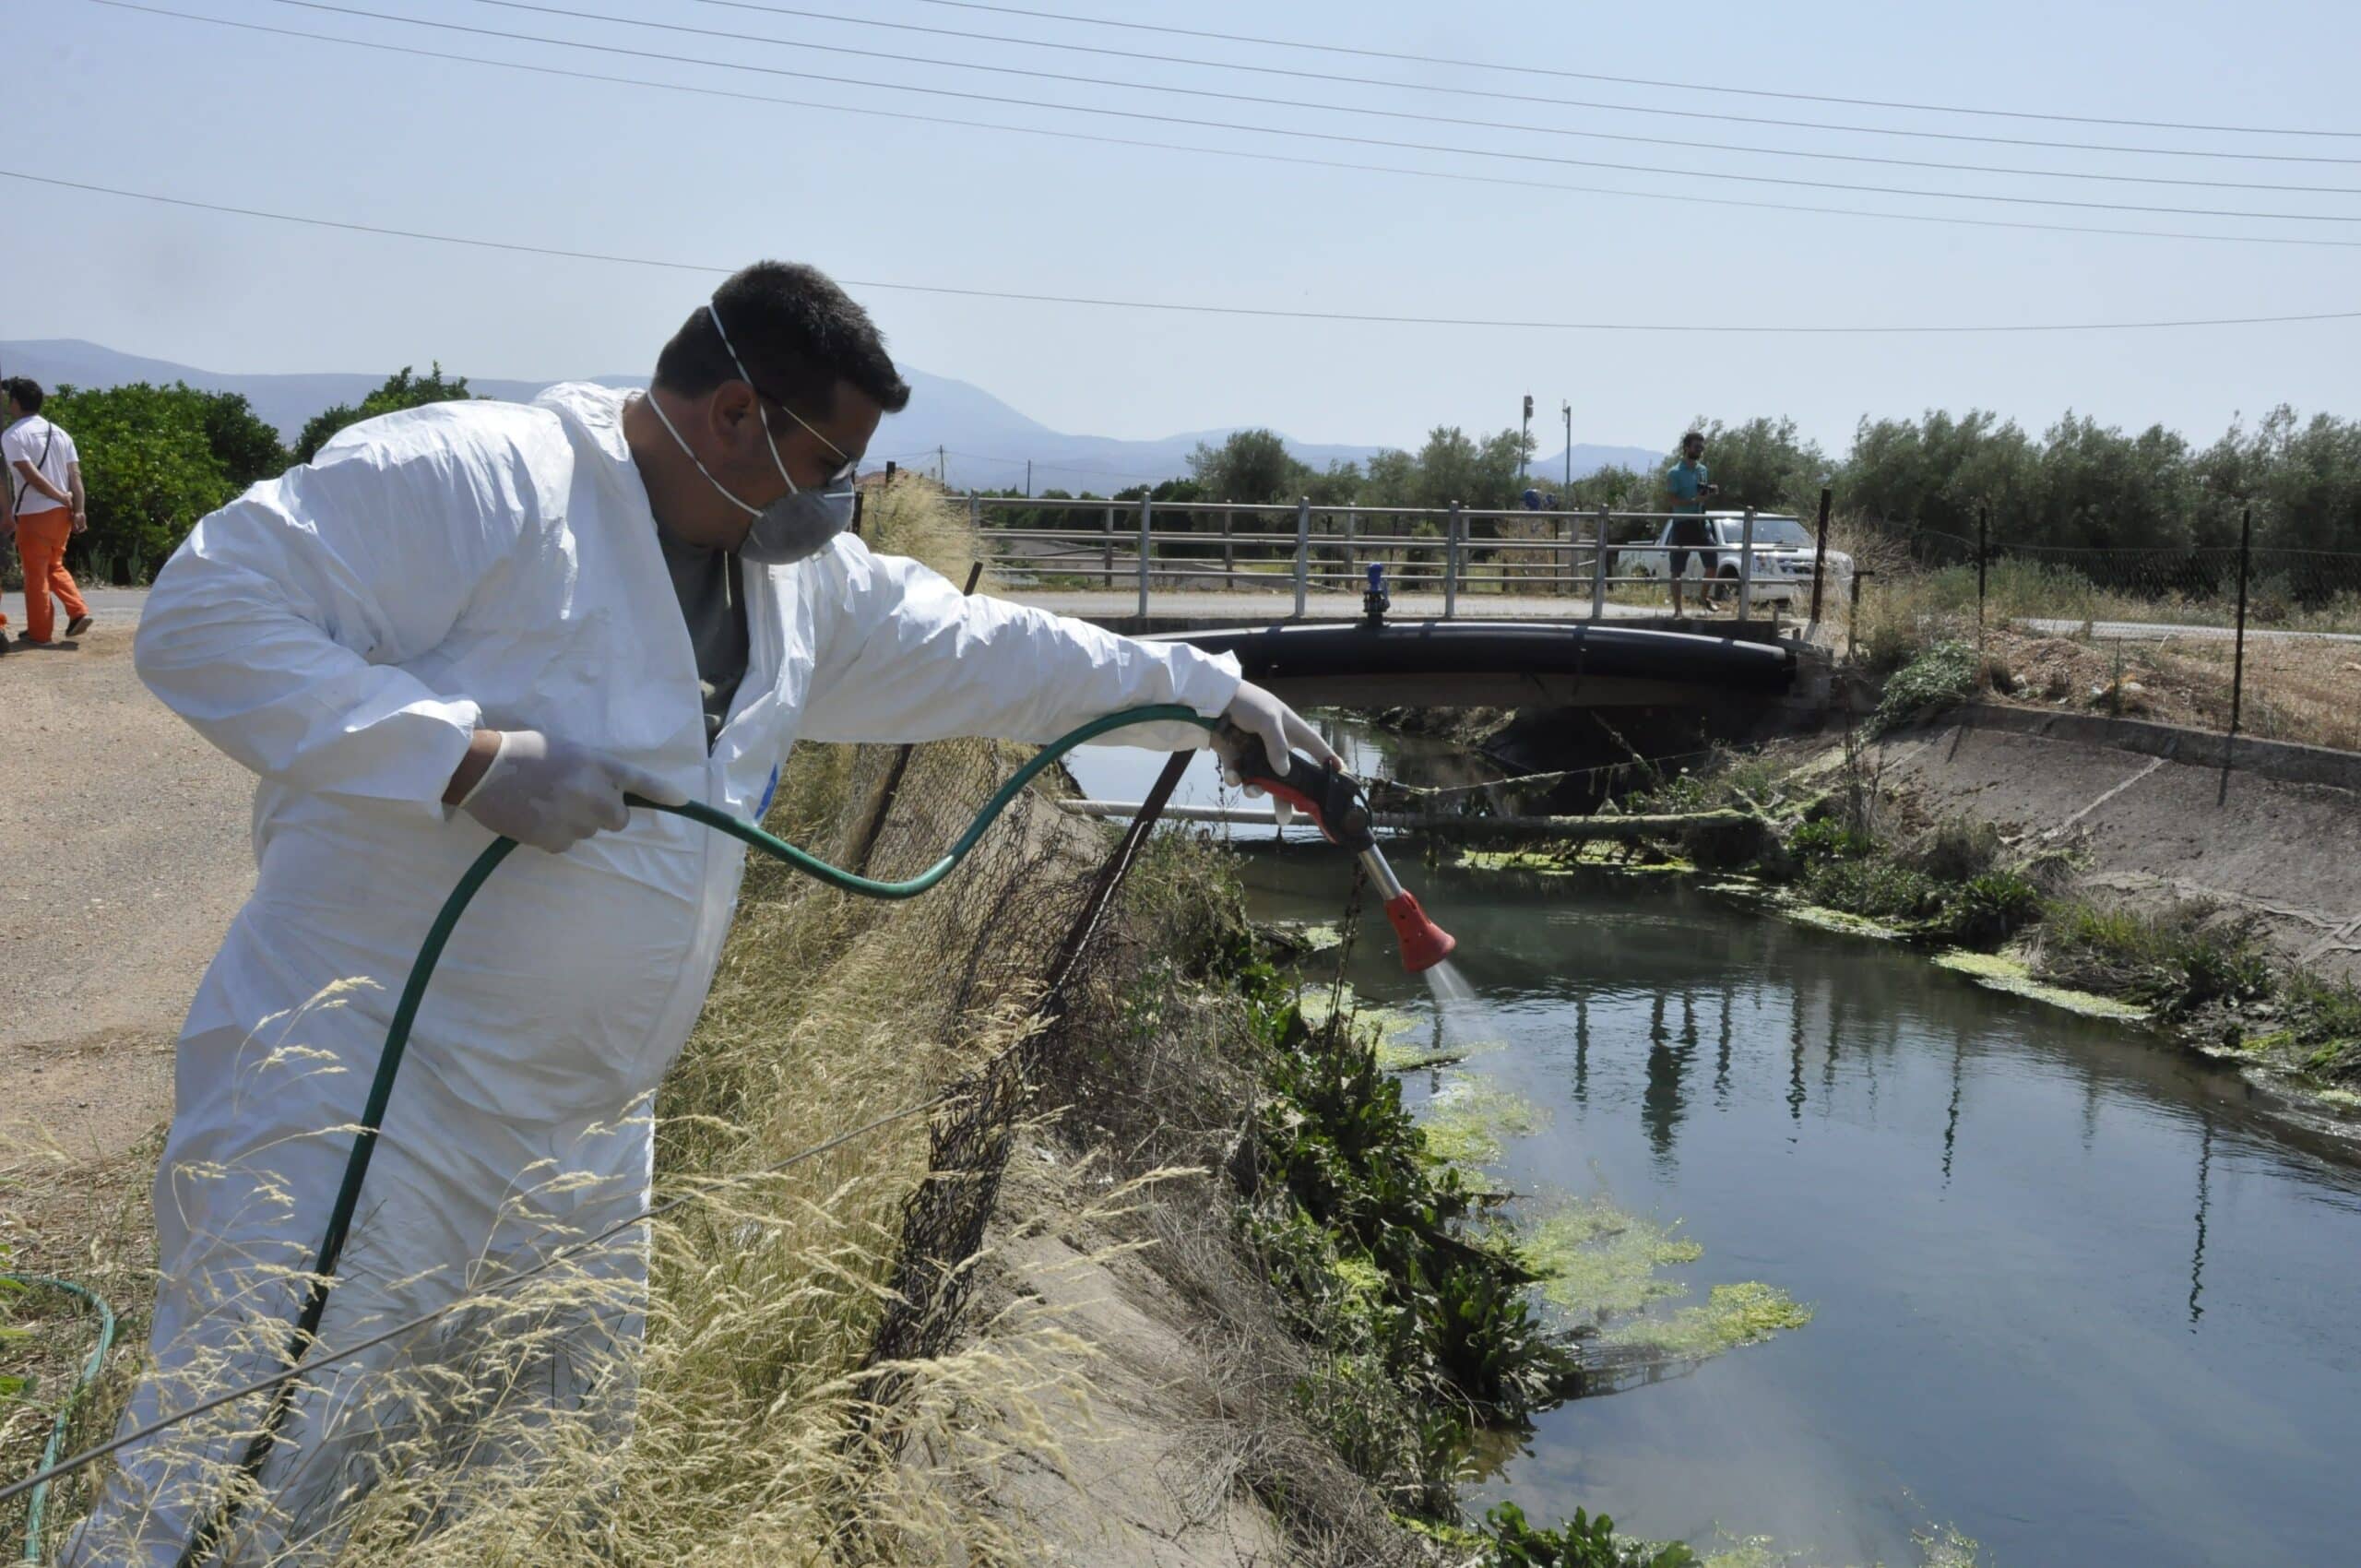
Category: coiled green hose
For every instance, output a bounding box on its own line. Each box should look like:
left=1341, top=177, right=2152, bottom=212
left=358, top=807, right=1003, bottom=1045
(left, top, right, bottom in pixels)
left=3, top=1275, right=118, bottom=1562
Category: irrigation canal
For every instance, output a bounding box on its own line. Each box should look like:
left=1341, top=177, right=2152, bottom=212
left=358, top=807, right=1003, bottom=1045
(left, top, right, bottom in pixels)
left=1067, top=728, right=2361, bottom=1568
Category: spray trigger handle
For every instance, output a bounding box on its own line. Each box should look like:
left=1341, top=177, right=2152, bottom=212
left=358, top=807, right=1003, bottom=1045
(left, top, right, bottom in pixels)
left=1220, top=725, right=1373, bottom=850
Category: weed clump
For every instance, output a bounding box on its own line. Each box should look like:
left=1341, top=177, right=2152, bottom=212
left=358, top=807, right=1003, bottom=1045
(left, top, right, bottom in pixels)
left=1870, top=640, right=1980, bottom=735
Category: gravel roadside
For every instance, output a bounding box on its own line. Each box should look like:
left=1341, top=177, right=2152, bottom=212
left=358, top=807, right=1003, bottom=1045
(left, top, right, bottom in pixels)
left=0, top=621, right=251, bottom=1186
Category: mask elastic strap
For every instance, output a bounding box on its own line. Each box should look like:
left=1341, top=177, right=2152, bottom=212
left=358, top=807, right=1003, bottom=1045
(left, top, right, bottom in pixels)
left=644, top=391, right=761, bottom=518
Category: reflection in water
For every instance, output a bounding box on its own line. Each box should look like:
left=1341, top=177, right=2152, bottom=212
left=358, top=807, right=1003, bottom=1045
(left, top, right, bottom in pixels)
left=1714, top=988, right=1734, bottom=1109
left=1822, top=984, right=1842, bottom=1104
left=1642, top=992, right=1696, bottom=1167
left=2190, top=1114, right=2213, bottom=1329
left=1572, top=994, right=1590, bottom=1107
left=1787, top=987, right=1806, bottom=1127
left=1941, top=1027, right=1966, bottom=1187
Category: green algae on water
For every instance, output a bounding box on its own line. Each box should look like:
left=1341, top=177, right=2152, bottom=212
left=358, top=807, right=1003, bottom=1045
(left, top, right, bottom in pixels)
left=1275, top=919, right=1345, bottom=952
left=1419, top=1075, right=1549, bottom=1166
left=1701, top=1524, right=1981, bottom=1568
left=1457, top=847, right=1580, bottom=875
left=1781, top=902, right=1907, bottom=941
left=1297, top=982, right=1402, bottom=1033
left=1519, top=1199, right=1703, bottom=1321
left=1608, top=1280, right=1815, bottom=1357
left=1932, top=949, right=2150, bottom=1022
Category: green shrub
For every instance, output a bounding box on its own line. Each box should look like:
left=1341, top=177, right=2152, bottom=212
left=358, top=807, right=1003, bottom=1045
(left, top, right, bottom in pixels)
left=1786, top=819, right=1869, bottom=861
left=1940, top=870, right=2045, bottom=948
left=1870, top=639, right=1980, bottom=735
left=1805, top=856, right=1949, bottom=924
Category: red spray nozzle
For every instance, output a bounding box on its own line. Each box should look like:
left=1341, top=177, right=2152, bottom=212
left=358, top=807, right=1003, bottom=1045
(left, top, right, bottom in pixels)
left=1382, top=890, right=1457, bottom=975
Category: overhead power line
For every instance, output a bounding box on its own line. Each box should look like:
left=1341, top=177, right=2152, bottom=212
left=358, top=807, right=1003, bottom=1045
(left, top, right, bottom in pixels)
left=83, top=4, right=2361, bottom=251
left=466, top=0, right=2361, bottom=197
left=689, top=0, right=2361, bottom=168
left=240, top=0, right=2361, bottom=226
left=14, top=169, right=2361, bottom=338
left=908, top=0, right=2361, bottom=141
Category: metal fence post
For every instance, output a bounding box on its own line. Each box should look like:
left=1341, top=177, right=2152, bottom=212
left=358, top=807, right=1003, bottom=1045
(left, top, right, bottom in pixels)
left=967, top=493, right=981, bottom=539
left=1136, top=494, right=1153, bottom=618
left=2228, top=504, right=2253, bottom=746
left=1738, top=505, right=1758, bottom=623
left=1102, top=503, right=1115, bottom=584
left=1976, top=505, right=1989, bottom=636
left=1444, top=501, right=1463, bottom=620
left=1221, top=509, right=1235, bottom=582
left=1294, top=495, right=1311, bottom=617
left=1847, top=569, right=1866, bottom=660
left=1809, top=485, right=1832, bottom=631
left=1590, top=504, right=1611, bottom=620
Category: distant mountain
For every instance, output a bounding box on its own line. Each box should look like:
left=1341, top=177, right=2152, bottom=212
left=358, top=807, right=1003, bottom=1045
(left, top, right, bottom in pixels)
left=1, top=339, right=1657, bottom=492
left=1531, top=445, right=1669, bottom=486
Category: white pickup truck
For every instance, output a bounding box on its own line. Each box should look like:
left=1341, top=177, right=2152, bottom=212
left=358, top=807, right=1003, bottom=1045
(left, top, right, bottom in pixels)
left=1613, top=513, right=1850, bottom=607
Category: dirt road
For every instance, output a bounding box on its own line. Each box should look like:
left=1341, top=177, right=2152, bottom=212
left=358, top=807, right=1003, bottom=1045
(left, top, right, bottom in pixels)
left=0, top=625, right=251, bottom=1182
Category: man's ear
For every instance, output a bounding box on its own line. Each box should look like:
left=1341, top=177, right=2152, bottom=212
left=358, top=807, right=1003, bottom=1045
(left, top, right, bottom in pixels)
left=706, top=381, right=761, bottom=454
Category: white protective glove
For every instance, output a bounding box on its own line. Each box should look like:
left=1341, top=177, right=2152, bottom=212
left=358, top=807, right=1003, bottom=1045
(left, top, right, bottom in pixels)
left=1212, top=681, right=1342, bottom=826
left=457, top=730, right=688, bottom=854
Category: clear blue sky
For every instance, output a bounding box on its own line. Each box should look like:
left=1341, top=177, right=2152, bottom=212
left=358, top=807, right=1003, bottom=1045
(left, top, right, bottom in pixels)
left=11, top=0, right=2361, bottom=457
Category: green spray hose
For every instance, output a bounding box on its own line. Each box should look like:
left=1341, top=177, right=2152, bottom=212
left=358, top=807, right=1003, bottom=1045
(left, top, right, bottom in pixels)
left=3, top=1275, right=118, bottom=1562
left=167, top=702, right=1219, bottom=1566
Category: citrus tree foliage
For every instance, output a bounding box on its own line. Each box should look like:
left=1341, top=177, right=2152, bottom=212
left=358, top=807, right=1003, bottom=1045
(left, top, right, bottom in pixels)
left=41, top=382, right=289, bottom=579
left=292, top=363, right=477, bottom=464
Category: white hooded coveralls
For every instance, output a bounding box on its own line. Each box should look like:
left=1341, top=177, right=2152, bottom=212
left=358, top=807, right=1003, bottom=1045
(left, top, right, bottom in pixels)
left=71, top=385, right=1240, bottom=1563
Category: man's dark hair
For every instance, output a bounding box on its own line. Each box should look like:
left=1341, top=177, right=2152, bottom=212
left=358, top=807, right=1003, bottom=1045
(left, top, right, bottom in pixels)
left=1681, top=429, right=1703, bottom=447
left=3, top=377, right=42, bottom=414
left=653, top=262, right=910, bottom=422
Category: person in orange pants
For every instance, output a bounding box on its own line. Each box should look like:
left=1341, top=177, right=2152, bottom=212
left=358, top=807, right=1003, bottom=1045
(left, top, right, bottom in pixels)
left=4, top=377, right=92, bottom=647
left=13, top=508, right=89, bottom=645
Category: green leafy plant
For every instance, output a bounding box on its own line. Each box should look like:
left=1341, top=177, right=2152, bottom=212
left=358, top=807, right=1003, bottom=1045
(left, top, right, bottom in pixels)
left=1871, top=639, right=1981, bottom=735
left=1478, top=1501, right=1699, bottom=1568
left=1940, top=869, right=2046, bottom=948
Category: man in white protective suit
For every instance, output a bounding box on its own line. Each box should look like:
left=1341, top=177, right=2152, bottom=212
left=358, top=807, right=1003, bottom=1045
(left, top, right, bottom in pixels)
left=69, top=260, right=1335, bottom=1564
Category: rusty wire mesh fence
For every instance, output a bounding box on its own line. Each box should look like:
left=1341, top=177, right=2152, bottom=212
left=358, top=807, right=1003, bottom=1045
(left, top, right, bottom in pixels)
left=827, top=733, right=1177, bottom=1434
left=1835, top=519, right=2361, bottom=754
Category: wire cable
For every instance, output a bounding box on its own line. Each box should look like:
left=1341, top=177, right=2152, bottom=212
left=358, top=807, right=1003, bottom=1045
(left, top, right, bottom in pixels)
left=82, top=2, right=2361, bottom=252
left=684, top=0, right=2361, bottom=167
left=15, top=169, right=2361, bottom=334
left=468, top=0, right=2361, bottom=196
left=905, top=0, right=2361, bottom=141
left=244, top=0, right=2361, bottom=225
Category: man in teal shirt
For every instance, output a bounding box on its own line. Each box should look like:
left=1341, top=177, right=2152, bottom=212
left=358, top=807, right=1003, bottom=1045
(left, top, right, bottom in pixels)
left=1662, top=430, right=1718, bottom=616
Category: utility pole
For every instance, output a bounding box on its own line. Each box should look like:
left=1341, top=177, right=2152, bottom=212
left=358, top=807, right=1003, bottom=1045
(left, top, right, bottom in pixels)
left=1561, top=400, right=1572, bottom=493
left=1025, top=458, right=1032, bottom=498
left=1520, top=393, right=1534, bottom=484
left=938, top=445, right=946, bottom=486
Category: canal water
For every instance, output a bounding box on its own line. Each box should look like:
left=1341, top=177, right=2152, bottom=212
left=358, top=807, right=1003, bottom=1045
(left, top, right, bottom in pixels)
left=1067, top=733, right=2361, bottom=1567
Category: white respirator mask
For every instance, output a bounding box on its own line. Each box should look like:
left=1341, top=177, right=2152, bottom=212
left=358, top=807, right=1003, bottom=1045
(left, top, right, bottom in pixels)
left=647, top=300, right=858, bottom=564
